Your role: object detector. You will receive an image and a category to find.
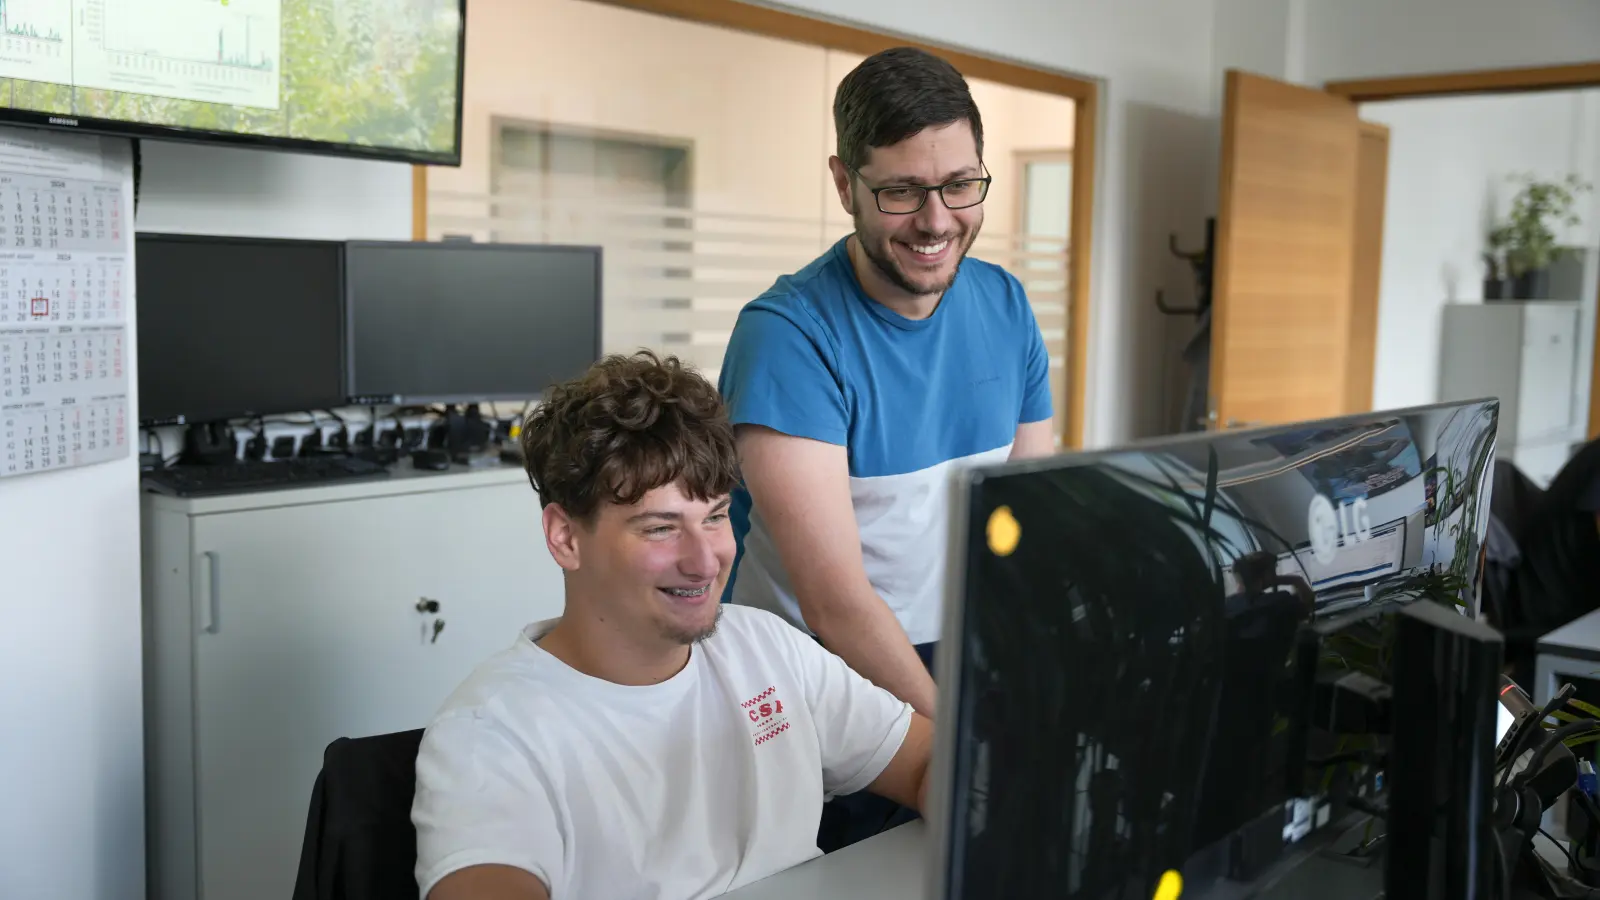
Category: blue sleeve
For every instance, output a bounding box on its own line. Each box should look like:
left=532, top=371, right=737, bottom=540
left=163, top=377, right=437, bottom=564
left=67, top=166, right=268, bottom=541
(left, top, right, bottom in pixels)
left=718, top=307, right=849, bottom=446
left=1017, top=282, right=1053, bottom=425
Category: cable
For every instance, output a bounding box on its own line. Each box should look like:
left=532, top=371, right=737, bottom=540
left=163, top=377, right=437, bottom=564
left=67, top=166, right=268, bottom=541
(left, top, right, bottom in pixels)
left=1542, top=827, right=1579, bottom=871
left=1517, top=721, right=1600, bottom=792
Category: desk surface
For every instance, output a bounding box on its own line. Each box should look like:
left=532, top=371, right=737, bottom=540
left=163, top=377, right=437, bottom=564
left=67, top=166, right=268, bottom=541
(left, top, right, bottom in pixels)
left=720, top=822, right=925, bottom=899
left=717, top=818, right=1567, bottom=899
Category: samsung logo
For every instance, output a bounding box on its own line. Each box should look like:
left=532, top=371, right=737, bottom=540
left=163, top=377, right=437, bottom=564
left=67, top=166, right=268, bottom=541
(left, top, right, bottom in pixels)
left=48, top=116, right=78, bottom=126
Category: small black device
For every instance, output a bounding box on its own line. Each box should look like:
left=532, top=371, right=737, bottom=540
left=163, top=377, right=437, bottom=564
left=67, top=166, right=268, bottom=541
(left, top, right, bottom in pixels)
left=136, top=233, right=346, bottom=426
left=343, top=241, right=602, bottom=405
left=927, top=398, right=1501, bottom=900
left=410, top=448, right=451, bottom=471
left=142, top=456, right=389, bottom=498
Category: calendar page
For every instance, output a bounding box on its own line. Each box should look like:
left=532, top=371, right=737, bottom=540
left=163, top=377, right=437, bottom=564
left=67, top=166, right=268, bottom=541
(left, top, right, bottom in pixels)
left=0, top=128, right=133, bottom=480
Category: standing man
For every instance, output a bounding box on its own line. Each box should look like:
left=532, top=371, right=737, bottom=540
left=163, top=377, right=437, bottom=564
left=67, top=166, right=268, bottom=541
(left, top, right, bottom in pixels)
left=717, top=45, right=1054, bottom=843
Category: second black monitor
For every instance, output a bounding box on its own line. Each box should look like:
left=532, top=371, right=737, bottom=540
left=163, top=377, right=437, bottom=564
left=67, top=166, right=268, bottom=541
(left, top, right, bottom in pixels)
left=345, top=241, right=602, bottom=404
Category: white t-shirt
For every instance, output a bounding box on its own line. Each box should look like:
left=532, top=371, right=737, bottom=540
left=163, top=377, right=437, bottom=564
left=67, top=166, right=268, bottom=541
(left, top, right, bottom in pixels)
left=411, top=604, right=914, bottom=900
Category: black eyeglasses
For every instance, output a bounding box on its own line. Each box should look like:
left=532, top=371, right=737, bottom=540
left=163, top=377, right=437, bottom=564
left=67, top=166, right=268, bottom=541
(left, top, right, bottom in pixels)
left=850, top=163, right=992, bottom=215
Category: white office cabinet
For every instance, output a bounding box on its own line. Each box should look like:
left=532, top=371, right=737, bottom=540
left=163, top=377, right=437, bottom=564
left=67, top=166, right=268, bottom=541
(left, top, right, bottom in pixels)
left=1439, top=301, right=1582, bottom=485
left=141, top=467, right=564, bottom=900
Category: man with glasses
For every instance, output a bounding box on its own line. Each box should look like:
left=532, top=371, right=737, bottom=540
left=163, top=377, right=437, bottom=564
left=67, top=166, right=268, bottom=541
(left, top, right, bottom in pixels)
left=717, top=46, right=1055, bottom=850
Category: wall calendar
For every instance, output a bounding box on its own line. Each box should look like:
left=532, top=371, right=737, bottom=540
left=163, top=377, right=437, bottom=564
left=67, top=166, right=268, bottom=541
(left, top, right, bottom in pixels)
left=0, top=128, right=133, bottom=480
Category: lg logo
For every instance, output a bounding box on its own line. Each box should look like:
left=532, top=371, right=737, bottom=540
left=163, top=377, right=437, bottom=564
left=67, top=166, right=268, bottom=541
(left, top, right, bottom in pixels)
left=748, top=701, right=783, bottom=723
left=1307, top=494, right=1371, bottom=565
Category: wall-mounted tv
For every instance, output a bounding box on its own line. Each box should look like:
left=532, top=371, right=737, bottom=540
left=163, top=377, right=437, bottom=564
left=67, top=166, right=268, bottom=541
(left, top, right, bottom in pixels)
left=0, top=0, right=465, bottom=165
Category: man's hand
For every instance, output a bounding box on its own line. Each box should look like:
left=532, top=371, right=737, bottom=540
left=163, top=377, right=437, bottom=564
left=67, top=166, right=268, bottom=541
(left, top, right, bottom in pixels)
left=429, top=864, right=550, bottom=900
left=737, top=425, right=938, bottom=717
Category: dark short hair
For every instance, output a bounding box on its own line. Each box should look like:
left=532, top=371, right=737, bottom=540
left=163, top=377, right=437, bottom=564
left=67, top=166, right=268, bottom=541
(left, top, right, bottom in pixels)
left=520, top=350, right=739, bottom=521
left=833, top=46, right=984, bottom=172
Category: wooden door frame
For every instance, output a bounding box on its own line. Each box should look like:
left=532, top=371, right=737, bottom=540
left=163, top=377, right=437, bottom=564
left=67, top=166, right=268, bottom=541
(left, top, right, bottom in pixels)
left=1324, top=61, right=1600, bottom=441
left=411, top=0, right=1101, bottom=448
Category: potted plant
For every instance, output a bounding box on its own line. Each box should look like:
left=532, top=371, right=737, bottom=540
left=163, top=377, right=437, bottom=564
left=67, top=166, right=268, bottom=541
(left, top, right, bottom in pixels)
left=1482, top=226, right=1510, bottom=301
left=1491, top=173, right=1592, bottom=300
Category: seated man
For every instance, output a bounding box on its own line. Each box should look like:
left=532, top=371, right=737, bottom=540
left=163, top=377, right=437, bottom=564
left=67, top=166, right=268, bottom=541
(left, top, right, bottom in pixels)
left=412, top=350, right=933, bottom=900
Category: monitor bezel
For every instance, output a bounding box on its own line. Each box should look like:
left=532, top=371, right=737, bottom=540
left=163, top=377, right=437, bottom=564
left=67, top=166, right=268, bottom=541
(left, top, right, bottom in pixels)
left=924, top=397, right=1501, bottom=900
left=0, top=0, right=467, bottom=167
left=135, top=231, right=349, bottom=425
left=342, top=239, right=605, bottom=406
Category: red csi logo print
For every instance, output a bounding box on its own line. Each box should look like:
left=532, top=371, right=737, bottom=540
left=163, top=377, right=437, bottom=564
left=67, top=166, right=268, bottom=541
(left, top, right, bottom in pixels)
left=741, top=685, right=791, bottom=748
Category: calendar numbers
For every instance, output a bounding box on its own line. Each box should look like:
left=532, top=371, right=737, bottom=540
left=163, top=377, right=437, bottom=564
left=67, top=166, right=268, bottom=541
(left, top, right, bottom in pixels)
left=0, top=176, right=122, bottom=254
left=0, top=165, right=130, bottom=480
left=0, top=257, right=124, bottom=324
left=0, top=400, right=127, bottom=475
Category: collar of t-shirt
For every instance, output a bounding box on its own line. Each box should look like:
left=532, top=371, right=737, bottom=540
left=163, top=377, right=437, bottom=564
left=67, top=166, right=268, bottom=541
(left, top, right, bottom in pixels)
left=515, top=618, right=701, bottom=709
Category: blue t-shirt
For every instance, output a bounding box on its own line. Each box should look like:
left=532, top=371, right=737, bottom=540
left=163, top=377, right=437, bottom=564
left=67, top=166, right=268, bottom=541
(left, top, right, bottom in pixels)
left=717, top=237, right=1052, bottom=645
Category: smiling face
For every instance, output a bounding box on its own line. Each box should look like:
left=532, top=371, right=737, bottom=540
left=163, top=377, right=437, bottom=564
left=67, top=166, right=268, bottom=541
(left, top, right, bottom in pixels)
left=544, top=481, right=735, bottom=648
left=830, top=118, right=986, bottom=304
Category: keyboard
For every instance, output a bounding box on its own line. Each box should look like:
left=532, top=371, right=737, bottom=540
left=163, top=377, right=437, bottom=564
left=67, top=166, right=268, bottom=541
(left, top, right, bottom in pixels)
left=143, top=455, right=391, bottom=498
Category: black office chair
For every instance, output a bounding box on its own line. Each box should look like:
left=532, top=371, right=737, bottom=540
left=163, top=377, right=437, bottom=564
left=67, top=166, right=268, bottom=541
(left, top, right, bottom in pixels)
left=292, top=729, right=426, bottom=900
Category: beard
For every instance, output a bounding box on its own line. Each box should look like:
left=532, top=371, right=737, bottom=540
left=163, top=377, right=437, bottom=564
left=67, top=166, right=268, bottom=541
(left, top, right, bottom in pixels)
left=660, top=602, right=723, bottom=646
left=852, top=203, right=978, bottom=297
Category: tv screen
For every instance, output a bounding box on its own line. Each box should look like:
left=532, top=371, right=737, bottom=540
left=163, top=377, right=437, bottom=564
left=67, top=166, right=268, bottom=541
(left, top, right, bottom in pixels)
left=0, top=0, right=464, bottom=164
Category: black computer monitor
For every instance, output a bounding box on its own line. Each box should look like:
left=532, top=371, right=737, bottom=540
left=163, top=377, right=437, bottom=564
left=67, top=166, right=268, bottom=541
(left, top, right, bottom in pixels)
left=927, top=399, right=1501, bottom=899
left=343, top=241, right=602, bottom=405
left=136, top=233, right=346, bottom=425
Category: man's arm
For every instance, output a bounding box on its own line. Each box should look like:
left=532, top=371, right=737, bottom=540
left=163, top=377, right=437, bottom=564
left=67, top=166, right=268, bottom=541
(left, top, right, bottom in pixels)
left=737, top=424, right=938, bottom=717
left=430, top=865, right=550, bottom=900
left=1010, top=418, right=1056, bottom=460
left=866, top=712, right=934, bottom=812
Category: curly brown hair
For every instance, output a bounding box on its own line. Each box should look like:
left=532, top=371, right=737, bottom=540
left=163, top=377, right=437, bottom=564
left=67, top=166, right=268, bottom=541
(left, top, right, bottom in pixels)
left=519, top=350, right=739, bottom=521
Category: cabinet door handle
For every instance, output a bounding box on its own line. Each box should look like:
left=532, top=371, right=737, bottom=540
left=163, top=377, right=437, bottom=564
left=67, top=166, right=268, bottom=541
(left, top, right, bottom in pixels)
left=198, top=551, right=220, bottom=635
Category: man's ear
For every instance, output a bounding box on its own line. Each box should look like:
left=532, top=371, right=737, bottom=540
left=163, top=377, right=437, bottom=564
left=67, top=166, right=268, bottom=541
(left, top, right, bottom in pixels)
left=543, top=503, right=583, bottom=572
left=827, top=155, right=855, bottom=216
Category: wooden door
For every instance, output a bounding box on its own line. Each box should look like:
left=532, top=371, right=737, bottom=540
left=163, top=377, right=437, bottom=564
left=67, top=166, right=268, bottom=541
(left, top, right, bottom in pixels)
left=1346, top=121, right=1391, bottom=413
left=1210, top=70, right=1364, bottom=428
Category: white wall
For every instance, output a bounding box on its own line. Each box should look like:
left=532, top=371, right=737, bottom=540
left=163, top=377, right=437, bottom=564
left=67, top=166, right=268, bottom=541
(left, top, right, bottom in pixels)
left=136, top=142, right=414, bottom=240
left=1302, top=0, right=1600, bottom=85
left=0, top=138, right=409, bottom=900
left=1360, top=91, right=1600, bottom=413
left=1, top=434, right=146, bottom=899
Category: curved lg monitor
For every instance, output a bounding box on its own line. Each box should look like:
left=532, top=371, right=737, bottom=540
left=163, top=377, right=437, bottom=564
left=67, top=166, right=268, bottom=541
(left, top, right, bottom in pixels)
left=927, top=399, right=1502, bottom=900
left=0, top=0, right=465, bottom=165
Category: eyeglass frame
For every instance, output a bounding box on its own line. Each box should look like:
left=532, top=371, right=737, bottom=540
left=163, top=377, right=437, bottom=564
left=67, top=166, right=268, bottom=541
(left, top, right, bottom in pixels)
left=847, top=161, right=993, bottom=215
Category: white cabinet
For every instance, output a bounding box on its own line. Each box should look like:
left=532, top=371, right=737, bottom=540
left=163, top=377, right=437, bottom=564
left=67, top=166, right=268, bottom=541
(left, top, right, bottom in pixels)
left=141, top=467, right=564, bottom=900
left=1439, top=301, right=1582, bottom=485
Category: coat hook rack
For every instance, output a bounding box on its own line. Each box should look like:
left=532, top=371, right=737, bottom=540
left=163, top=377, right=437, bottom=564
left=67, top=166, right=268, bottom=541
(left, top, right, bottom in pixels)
left=1154, top=217, right=1216, bottom=318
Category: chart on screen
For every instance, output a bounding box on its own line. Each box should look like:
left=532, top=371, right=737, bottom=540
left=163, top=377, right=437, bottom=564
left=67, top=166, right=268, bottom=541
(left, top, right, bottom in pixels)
left=8, top=0, right=285, bottom=110
left=0, top=0, right=72, bottom=84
